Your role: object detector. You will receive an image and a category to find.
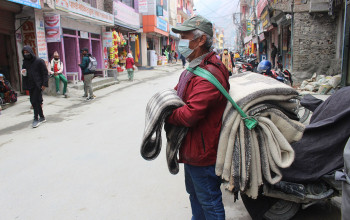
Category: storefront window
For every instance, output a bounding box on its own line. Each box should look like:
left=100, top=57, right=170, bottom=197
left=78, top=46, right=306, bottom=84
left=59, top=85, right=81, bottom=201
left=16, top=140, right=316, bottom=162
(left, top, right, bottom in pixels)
left=63, top=28, right=76, bottom=36
left=91, top=33, right=100, bottom=39
left=120, top=0, right=134, bottom=8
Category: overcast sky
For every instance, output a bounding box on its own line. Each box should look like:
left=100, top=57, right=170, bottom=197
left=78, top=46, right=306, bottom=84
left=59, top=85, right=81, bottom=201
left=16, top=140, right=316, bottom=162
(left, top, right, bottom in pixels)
left=193, top=0, right=241, bottom=48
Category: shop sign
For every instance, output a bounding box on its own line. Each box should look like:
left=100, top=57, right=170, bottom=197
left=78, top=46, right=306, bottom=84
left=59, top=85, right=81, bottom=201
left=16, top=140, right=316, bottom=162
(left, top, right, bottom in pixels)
left=259, top=33, right=265, bottom=41
left=244, top=35, right=252, bottom=44
left=44, top=13, right=61, bottom=43
left=139, top=0, right=148, bottom=13
left=22, top=20, right=37, bottom=56
left=7, top=0, right=41, bottom=9
left=162, top=9, right=169, bottom=22
left=55, top=0, right=114, bottom=24
left=35, top=10, right=48, bottom=61
left=102, top=32, right=113, bottom=47
left=113, top=0, right=140, bottom=29
left=246, top=20, right=252, bottom=35
left=80, top=31, right=89, bottom=39
left=261, top=7, right=271, bottom=30
left=130, top=34, right=137, bottom=42
left=156, top=17, right=168, bottom=32
left=16, top=33, right=22, bottom=42
left=256, top=0, right=268, bottom=18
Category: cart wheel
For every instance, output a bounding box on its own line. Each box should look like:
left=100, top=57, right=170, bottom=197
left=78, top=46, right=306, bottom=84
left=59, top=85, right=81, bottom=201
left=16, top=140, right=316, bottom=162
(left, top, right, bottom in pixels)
left=264, top=199, right=300, bottom=220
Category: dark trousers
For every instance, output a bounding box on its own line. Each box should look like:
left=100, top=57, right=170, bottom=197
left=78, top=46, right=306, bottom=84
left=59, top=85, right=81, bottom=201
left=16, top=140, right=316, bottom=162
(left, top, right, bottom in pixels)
left=181, top=58, right=186, bottom=67
left=29, top=87, right=44, bottom=120
left=185, top=164, right=225, bottom=220
left=272, top=56, right=276, bottom=68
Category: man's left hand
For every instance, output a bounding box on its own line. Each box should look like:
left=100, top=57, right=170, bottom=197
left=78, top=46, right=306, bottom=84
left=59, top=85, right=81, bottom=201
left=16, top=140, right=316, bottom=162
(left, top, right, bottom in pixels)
left=41, top=86, right=46, bottom=91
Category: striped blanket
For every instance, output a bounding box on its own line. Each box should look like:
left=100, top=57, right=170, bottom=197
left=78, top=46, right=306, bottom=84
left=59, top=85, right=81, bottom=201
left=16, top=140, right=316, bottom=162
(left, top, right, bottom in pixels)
left=215, top=73, right=305, bottom=199
left=140, top=89, right=188, bottom=174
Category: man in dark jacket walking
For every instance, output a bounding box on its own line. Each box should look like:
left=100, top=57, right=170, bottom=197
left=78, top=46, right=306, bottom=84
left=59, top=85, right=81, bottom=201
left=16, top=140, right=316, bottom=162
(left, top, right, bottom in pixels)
left=169, top=15, right=230, bottom=220
left=21, top=45, right=48, bottom=128
left=79, top=48, right=94, bottom=100
left=271, top=43, right=277, bottom=68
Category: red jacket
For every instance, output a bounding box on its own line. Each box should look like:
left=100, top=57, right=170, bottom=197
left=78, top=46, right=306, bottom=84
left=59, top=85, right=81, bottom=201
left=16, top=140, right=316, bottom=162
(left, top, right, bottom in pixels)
left=126, top=57, right=134, bottom=69
left=167, top=52, right=230, bottom=166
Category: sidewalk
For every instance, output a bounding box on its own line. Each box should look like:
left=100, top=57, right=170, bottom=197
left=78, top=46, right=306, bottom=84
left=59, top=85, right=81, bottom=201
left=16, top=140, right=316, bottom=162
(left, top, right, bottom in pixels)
left=0, top=63, right=184, bottom=131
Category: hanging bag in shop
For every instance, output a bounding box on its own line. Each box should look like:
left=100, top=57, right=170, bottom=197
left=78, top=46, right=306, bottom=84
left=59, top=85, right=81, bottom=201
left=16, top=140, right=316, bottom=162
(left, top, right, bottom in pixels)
left=88, top=56, right=98, bottom=72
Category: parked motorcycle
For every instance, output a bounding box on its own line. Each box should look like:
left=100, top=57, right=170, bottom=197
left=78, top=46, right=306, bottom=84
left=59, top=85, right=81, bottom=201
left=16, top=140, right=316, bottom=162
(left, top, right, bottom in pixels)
left=235, top=59, right=258, bottom=73
left=262, top=171, right=342, bottom=220
left=257, top=60, right=293, bottom=85
left=242, top=92, right=349, bottom=220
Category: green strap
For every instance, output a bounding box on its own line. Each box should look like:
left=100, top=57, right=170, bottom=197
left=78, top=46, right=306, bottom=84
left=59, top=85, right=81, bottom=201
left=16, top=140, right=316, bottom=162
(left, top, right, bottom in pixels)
left=187, top=67, right=258, bottom=130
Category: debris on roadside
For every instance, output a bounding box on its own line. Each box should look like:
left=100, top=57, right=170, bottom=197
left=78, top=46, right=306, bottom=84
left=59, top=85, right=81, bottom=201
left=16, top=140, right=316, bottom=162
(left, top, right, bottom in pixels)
left=298, top=73, right=342, bottom=95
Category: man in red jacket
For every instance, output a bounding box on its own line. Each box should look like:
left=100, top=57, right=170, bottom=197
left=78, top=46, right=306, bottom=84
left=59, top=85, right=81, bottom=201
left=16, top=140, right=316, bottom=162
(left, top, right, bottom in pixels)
left=169, top=15, right=230, bottom=220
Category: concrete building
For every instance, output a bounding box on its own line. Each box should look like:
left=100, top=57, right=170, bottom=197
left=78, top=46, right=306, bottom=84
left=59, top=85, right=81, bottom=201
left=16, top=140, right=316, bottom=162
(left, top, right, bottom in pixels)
left=251, top=0, right=348, bottom=83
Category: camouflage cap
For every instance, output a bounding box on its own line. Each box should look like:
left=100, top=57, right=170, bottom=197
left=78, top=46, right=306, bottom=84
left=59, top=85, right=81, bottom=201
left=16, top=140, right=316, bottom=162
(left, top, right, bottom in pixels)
left=172, top=15, right=213, bottom=37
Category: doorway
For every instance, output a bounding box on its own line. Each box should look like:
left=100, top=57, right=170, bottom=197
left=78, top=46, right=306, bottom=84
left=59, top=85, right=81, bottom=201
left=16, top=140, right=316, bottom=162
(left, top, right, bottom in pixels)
left=0, top=33, right=18, bottom=90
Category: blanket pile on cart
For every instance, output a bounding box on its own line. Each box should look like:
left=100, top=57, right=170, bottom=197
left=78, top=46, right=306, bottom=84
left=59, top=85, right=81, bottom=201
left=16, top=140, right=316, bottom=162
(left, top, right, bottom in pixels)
left=140, top=89, right=188, bottom=175
left=215, top=73, right=305, bottom=199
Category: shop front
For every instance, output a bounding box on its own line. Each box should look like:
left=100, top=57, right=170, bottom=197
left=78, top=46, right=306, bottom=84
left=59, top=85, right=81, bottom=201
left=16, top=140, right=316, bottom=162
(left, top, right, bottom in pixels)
left=258, top=32, right=268, bottom=61
left=110, top=0, right=141, bottom=68
left=142, top=15, right=169, bottom=66
left=47, top=0, right=114, bottom=80
left=0, top=1, right=21, bottom=91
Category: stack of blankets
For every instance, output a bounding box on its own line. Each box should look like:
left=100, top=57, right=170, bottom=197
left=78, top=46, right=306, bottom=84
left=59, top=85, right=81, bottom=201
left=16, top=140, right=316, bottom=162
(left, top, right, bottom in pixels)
left=215, top=72, right=305, bottom=199
left=140, top=89, right=188, bottom=175
left=140, top=73, right=305, bottom=200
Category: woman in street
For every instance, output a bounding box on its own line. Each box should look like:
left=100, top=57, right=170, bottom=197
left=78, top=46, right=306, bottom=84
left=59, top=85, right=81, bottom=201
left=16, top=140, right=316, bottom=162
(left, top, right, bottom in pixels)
left=221, top=49, right=233, bottom=75
left=126, top=53, right=135, bottom=81
left=49, top=51, right=67, bottom=97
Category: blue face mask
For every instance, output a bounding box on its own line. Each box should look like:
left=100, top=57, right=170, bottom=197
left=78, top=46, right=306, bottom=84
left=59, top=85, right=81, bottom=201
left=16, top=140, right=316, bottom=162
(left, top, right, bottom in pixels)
left=178, top=38, right=199, bottom=59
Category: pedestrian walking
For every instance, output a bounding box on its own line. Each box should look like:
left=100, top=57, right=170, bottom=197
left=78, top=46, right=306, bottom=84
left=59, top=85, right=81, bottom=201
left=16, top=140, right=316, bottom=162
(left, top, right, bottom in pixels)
left=168, top=50, right=173, bottom=64
left=271, top=43, right=277, bottom=68
left=169, top=15, right=230, bottom=220
left=21, top=45, right=48, bottom=128
left=180, top=54, right=186, bottom=68
left=49, top=51, right=67, bottom=97
left=221, top=49, right=233, bottom=75
left=126, top=53, right=135, bottom=81
left=174, top=51, right=178, bottom=62
left=79, top=48, right=95, bottom=101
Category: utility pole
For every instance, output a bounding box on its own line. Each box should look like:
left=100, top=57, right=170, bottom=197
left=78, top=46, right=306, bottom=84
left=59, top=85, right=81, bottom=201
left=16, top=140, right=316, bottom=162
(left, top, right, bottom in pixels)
left=253, top=4, right=260, bottom=62
left=233, top=12, right=244, bottom=52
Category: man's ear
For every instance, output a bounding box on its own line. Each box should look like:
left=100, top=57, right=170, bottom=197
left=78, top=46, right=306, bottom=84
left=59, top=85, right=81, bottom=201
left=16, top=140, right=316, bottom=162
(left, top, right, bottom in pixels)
left=198, top=34, right=207, bottom=47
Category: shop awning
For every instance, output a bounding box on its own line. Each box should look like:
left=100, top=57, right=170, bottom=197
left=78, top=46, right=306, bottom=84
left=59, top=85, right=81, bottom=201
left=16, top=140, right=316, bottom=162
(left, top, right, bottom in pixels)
left=47, top=1, right=114, bottom=26
left=114, top=20, right=140, bottom=31
left=142, top=15, right=169, bottom=37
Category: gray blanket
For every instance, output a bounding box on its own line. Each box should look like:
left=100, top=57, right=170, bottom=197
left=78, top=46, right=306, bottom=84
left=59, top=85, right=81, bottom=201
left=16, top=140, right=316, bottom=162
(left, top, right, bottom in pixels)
left=215, top=73, right=305, bottom=199
left=140, top=89, right=188, bottom=174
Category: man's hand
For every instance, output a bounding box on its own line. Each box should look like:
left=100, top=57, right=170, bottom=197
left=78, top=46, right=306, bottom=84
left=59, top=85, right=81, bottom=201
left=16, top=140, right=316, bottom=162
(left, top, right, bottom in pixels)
left=41, top=86, right=46, bottom=91
left=54, top=72, right=58, bottom=76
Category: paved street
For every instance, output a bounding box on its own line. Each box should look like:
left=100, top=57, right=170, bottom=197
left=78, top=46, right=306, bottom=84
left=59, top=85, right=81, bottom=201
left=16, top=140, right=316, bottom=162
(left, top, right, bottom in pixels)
left=0, top=65, right=340, bottom=220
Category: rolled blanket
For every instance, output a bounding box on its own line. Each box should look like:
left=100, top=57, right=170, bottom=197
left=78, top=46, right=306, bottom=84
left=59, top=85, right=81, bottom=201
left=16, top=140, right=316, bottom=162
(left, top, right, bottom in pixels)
left=140, top=89, right=188, bottom=174
left=216, top=73, right=305, bottom=199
